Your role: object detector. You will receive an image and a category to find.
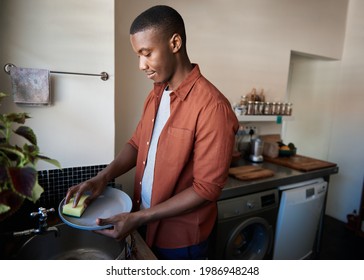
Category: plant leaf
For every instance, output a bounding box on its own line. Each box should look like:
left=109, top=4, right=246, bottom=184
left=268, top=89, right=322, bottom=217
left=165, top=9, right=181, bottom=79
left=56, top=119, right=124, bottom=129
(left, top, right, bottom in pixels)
left=4, top=112, right=31, bottom=124
left=7, top=166, right=37, bottom=199
left=0, top=203, right=11, bottom=215
left=0, top=92, right=7, bottom=103
left=30, top=181, right=44, bottom=203
left=14, top=126, right=37, bottom=145
left=21, top=144, right=38, bottom=165
left=37, top=155, right=62, bottom=168
left=0, top=144, right=25, bottom=164
left=0, top=189, right=25, bottom=221
left=0, top=166, right=8, bottom=183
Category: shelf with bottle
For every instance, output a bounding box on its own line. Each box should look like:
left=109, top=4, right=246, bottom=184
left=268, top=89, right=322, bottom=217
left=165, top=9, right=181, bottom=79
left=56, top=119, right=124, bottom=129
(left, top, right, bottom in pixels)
left=237, top=114, right=294, bottom=123
left=233, top=88, right=294, bottom=123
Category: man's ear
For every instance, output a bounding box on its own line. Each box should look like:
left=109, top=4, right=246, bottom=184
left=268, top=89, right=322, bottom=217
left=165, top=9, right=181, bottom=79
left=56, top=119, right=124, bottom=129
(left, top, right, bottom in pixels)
left=170, top=33, right=182, bottom=53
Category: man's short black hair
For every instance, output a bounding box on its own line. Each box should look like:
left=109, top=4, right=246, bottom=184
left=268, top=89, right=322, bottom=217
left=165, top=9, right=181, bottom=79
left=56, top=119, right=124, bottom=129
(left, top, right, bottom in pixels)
left=130, top=5, right=186, bottom=46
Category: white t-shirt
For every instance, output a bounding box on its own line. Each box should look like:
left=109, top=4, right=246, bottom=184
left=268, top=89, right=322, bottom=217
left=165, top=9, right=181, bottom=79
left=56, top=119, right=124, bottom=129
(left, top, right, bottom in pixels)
left=141, top=88, right=171, bottom=209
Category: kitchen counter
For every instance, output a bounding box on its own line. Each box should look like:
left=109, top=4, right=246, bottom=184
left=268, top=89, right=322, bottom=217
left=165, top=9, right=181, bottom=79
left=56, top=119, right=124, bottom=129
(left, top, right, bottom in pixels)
left=219, top=157, right=338, bottom=259
left=128, top=231, right=157, bottom=260
left=221, top=158, right=339, bottom=200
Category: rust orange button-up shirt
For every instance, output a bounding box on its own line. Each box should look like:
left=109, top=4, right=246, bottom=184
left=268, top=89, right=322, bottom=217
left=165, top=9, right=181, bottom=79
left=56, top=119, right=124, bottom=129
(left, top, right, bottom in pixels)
left=128, top=64, right=239, bottom=248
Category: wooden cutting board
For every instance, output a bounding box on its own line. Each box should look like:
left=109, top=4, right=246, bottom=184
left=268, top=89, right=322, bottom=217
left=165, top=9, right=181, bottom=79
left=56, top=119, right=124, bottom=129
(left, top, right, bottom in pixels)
left=229, top=165, right=274, bottom=181
left=264, top=154, right=337, bottom=172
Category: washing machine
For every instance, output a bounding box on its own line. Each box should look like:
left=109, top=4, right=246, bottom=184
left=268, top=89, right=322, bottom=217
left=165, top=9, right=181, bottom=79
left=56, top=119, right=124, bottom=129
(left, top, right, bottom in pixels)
left=209, top=189, right=279, bottom=260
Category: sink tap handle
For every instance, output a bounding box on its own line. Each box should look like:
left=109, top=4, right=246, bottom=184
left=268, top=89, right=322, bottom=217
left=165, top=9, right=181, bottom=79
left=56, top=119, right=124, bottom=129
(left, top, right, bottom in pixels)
left=30, top=207, right=55, bottom=221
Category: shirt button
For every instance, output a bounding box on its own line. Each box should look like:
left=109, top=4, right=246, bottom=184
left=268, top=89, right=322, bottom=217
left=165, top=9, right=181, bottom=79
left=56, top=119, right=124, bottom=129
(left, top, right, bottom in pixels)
left=147, top=141, right=149, bottom=145
left=139, top=181, right=142, bottom=185
left=152, top=118, right=154, bottom=122
left=143, top=161, right=146, bottom=165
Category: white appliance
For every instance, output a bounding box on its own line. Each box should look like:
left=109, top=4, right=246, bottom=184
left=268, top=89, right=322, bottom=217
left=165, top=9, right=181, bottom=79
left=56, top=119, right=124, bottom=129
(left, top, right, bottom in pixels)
left=273, top=178, right=327, bottom=259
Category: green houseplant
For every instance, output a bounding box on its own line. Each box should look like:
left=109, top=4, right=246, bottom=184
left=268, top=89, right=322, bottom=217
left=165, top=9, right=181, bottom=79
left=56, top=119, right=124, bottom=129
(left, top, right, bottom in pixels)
left=0, top=92, right=60, bottom=221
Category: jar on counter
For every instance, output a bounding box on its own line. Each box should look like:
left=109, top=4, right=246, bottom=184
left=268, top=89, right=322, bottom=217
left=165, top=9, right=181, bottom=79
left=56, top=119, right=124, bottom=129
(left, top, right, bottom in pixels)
left=276, top=102, right=282, bottom=115
left=254, top=101, right=260, bottom=115
left=264, top=102, right=272, bottom=115
left=247, top=101, right=254, bottom=115
left=239, top=96, right=247, bottom=115
left=271, top=102, right=277, bottom=115
left=258, top=102, right=264, bottom=115
left=281, top=103, right=287, bottom=115
left=286, top=103, right=293, bottom=116
left=234, top=106, right=243, bottom=116
left=240, top=95, right=247, bottom=106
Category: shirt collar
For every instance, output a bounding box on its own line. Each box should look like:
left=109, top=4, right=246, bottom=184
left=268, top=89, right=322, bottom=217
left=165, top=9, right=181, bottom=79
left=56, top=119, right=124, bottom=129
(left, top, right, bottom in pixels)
left=153, top=64, right=201, bottom=101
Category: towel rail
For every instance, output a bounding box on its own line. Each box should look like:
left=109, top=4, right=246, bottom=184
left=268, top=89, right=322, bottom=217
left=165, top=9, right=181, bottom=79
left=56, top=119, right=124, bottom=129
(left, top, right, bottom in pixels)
left=4, top=63, right=109, bottom=81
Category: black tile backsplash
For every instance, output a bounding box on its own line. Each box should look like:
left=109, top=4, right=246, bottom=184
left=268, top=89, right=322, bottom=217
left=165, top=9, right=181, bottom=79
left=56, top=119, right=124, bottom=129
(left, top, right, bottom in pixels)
left=38, top=164, right=115, bottom=209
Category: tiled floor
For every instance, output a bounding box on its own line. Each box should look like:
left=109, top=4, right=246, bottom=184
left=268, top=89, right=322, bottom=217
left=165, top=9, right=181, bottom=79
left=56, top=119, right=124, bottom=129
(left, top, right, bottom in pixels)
left=317, top=215, right=364, bottom=260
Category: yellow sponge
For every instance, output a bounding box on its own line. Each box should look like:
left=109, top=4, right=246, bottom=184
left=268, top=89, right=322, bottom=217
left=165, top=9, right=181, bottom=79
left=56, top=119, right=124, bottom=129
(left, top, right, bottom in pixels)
left=62, top=194, right=89, bottom=218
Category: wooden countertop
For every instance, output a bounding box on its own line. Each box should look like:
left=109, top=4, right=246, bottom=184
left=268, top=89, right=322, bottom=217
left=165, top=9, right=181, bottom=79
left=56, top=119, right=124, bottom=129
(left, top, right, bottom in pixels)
left=264, top=154, right=337, bottom=172
left=222, top=157, right=339, bottom=200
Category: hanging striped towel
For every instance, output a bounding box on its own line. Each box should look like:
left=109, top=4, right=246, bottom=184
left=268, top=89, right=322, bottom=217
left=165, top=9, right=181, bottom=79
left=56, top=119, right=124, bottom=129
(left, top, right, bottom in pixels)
left=9, top=67, right=51, bottom=106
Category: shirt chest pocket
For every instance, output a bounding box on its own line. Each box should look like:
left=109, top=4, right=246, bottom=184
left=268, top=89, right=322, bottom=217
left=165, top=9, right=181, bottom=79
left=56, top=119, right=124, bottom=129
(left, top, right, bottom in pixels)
left=158, top=127, right=194, bottom=168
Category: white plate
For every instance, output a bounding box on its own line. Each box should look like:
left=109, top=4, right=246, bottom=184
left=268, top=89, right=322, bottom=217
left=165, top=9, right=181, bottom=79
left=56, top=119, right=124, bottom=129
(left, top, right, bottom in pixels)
left=58, top=187, right=132, bottom=230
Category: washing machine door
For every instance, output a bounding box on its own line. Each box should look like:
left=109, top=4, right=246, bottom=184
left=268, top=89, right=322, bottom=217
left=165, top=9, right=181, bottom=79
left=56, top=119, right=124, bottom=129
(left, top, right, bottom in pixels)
left=224, top=217, right=273, bottom=259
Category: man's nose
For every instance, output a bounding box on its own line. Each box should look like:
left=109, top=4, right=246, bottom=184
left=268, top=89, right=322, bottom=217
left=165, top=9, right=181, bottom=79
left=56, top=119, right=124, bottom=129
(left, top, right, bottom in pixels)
left=139, top=56, right=148, bottom=71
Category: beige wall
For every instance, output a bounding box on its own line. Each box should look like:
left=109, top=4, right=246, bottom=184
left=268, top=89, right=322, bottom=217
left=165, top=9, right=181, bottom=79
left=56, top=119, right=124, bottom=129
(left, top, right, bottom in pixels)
left=0, top=0, right=115, bottom=170
left=283, top=0, right=364, bottom=221
left=116, top=0, right=347, bottom=107
left=115, top=0, right=349, bottom=198
left=325, top=0, right=364, bottom=221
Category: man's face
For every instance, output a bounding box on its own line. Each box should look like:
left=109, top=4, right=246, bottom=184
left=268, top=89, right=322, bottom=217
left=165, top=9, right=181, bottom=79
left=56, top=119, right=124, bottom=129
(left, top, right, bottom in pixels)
left=130, top=28, right=176, bottom=84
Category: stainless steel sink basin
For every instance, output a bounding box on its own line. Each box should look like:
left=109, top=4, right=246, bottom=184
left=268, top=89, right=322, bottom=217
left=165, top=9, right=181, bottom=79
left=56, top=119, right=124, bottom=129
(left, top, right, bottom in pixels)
left=15, top=223, right=125, bottom=260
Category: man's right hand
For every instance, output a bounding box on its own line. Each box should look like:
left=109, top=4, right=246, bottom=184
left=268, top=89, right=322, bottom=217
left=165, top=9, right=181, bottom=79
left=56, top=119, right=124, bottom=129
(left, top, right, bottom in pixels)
left=64, top=176, right=107, bottom=208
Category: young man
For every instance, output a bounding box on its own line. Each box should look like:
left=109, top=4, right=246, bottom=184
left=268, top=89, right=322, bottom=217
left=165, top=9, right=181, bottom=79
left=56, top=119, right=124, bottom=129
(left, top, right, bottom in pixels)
left=65, top=5, right=238, bottom=260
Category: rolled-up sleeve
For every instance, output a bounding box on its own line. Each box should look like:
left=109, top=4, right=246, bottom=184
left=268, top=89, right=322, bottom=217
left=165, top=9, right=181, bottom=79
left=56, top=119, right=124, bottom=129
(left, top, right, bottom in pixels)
left=192, top=101, right=239, bottom=201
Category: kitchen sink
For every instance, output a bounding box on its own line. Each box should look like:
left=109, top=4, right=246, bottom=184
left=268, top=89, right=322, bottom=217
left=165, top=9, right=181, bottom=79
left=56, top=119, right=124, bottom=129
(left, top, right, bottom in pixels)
left=15, top=223, right=125, bottom=260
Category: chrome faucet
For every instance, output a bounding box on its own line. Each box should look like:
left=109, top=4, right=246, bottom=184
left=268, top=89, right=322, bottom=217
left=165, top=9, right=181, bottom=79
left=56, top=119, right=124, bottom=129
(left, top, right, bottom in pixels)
left=12, top=207, right=59, bottom=237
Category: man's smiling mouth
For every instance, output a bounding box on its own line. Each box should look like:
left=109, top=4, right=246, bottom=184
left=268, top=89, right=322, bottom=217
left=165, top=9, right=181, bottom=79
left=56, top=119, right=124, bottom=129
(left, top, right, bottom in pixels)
left=146, top=71, right=156, bottom=79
